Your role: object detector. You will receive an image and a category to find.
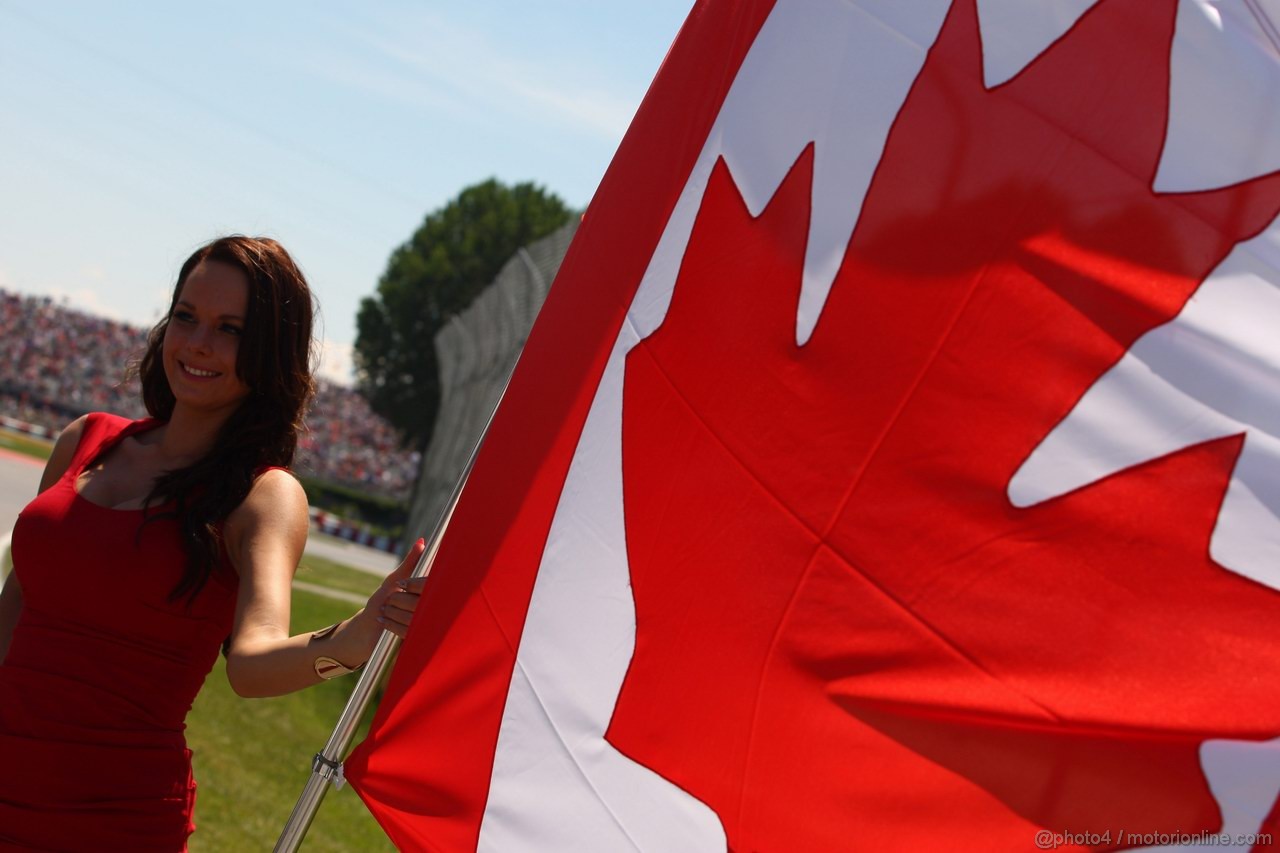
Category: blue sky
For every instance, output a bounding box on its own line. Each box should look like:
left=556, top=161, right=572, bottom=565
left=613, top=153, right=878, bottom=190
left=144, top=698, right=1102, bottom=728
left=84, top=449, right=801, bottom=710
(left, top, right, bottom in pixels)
left=0, top=1, right=692, bottom=382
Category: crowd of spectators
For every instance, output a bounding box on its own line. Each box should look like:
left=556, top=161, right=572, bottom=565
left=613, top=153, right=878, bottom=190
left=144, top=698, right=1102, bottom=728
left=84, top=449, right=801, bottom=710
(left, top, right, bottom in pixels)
left=0, top=289, right=419, bottom=500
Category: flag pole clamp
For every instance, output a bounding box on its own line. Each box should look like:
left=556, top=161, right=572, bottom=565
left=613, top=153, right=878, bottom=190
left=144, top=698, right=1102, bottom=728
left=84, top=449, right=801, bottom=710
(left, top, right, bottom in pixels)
left=312, top=753, right=346, bottom=790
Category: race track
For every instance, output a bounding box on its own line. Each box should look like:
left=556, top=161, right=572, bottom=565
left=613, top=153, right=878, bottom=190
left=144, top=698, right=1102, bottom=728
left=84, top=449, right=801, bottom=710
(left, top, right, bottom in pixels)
left=0, top=449, right=44, bottom=581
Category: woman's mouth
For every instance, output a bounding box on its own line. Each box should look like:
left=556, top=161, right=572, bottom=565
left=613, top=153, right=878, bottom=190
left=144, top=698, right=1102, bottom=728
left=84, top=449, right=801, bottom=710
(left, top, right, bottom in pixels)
left=180, top=361, right=220, bottom=379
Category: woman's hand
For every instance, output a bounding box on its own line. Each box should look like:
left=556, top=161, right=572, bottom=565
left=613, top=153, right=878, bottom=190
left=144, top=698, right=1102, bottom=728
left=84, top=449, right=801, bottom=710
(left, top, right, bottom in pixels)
left=337, top=538, right=427, bottom=666
left=366, top=538, right=428, bottom=639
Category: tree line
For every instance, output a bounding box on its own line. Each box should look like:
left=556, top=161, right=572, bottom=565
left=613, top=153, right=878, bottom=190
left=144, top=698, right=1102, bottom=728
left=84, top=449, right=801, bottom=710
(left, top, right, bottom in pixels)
left=355, top=178, right=571, bottom=452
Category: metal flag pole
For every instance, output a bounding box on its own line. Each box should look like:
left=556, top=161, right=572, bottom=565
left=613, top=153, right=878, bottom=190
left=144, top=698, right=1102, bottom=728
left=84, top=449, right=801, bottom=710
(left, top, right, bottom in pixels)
left=274, top=375, right=511, bottom=853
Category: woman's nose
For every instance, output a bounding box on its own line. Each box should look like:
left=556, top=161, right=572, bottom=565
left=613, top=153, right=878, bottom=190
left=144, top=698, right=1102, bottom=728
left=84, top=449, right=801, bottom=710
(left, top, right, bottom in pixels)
left=188, top=324, right=214, bottom=353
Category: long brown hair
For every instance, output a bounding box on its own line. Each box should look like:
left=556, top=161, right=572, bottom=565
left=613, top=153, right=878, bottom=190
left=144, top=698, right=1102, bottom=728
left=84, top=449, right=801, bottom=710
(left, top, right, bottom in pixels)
left=137, top=236, right=316, bottom=601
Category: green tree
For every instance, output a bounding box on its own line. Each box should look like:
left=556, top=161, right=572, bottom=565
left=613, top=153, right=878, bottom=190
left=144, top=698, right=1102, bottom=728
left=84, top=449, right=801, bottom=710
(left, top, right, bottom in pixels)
left=355, top=179, right=571, bottom=449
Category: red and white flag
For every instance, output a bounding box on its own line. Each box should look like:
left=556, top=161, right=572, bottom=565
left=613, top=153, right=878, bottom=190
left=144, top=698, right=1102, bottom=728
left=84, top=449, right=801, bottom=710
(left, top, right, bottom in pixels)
left=345, top=0, right=1280, bottom=849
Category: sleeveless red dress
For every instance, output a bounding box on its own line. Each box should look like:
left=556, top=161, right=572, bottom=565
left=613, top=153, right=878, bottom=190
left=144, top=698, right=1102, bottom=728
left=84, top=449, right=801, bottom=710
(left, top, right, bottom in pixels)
left=0, top=413, right=239, bottom=851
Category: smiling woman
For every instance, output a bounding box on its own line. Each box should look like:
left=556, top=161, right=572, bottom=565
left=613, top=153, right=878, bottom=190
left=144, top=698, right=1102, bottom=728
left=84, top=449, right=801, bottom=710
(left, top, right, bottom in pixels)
left=0, top=235, right=428, bottom=851
left=162, top=260, right=252, bottom=415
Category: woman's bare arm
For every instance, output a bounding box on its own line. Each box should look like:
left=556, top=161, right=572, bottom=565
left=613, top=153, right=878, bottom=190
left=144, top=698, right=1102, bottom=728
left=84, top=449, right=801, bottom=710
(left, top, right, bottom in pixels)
left=222, top=469, right=425, bottom=698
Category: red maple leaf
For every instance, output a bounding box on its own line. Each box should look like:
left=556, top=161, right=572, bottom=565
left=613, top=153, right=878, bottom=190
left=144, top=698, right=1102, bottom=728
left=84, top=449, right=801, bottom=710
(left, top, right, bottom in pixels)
left=614, top=0, right=1280, bottom=850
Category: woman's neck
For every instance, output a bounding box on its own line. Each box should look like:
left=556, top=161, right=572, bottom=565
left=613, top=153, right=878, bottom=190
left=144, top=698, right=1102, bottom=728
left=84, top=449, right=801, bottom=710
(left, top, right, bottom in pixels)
left=153, top=405, right=235, bottom=466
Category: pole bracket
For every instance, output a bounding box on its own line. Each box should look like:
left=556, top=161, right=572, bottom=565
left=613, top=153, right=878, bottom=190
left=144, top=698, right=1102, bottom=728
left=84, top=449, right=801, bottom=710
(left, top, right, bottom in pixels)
left=312, top=753, right=347, bottom=790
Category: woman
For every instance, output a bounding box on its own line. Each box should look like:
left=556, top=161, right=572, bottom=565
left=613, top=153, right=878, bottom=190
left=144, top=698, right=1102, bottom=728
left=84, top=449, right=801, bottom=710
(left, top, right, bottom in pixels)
left=0, top=236, right=426, bottom=850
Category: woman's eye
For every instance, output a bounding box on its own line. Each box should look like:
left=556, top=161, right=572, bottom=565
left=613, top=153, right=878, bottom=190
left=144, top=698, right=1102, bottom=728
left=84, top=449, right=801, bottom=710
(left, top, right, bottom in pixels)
left=221, top=324, right=243, bottom=337
left=173, top=310, right=195, bottom=323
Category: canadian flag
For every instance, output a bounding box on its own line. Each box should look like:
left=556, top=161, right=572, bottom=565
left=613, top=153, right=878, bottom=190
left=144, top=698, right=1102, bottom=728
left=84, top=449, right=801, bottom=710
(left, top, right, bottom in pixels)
left=344, top=0, right=1280, bottom=850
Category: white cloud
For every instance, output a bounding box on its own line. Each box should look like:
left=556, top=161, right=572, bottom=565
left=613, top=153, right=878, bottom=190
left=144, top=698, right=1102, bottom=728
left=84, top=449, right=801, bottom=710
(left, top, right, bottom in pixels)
left=348, top=13, right=636, bottom=140
left=78, top=263, right=107, bottom=281
left=47, top=286, right=131, bottom=324
left=298, top=49, right=458, bottom=115
left=315, top=337, right=355, bottom=387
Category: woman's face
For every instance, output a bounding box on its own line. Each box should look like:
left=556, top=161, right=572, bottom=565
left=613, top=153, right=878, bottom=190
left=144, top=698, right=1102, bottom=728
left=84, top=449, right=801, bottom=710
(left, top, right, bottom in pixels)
left=162, top=260, right=253, bottom=416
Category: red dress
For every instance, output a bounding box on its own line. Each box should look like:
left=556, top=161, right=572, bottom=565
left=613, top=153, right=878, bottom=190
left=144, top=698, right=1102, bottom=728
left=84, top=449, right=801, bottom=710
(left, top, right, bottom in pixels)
left=0, top=414, right=239, bottom=851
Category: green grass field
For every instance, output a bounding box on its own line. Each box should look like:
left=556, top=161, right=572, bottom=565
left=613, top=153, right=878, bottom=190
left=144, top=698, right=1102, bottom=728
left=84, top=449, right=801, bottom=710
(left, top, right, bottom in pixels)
left=296, top=553, right=386, bottom=598
left=0, top=430, right=54, bottom=461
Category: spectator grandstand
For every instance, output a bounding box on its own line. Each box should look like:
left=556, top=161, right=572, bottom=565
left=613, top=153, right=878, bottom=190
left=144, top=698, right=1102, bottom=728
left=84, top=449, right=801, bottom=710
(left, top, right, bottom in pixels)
left=0, top=289, right=419, bottom=501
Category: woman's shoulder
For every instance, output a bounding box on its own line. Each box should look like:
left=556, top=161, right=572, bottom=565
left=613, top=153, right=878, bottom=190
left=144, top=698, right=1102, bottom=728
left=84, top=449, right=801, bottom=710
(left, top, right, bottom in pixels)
left=38, top=415, right=90, bottom=491
left=252, top=463, right=294, bottom=480
left=68, top=411, right=137, bottom=433
left=38, top=412, right=134, bottom=491
left=223, top=467, right=308, bottom=558
left=250, top=466, right=302, bottom=494
left=230, top=467, right=308, bottom=525
left=81, top=411, right=133, bottom=429
left=76, top=412, right=159, bottom=450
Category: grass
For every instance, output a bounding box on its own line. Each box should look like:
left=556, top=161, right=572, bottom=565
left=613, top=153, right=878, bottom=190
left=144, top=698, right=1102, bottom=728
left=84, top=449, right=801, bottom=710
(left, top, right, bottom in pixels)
left=0, top=430, right=54, bottom=461
left=296, top=553, right=386, bottom=598
left=186, top=589, right=395, bottom=851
